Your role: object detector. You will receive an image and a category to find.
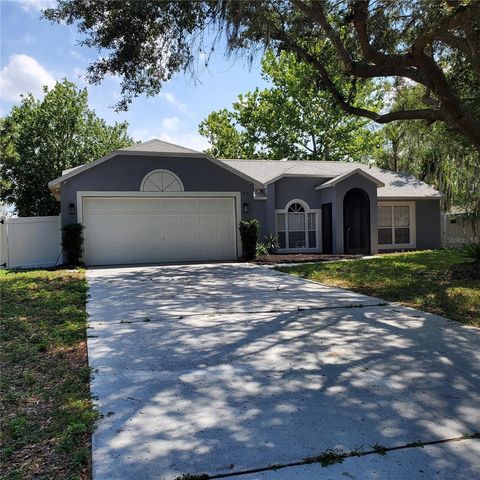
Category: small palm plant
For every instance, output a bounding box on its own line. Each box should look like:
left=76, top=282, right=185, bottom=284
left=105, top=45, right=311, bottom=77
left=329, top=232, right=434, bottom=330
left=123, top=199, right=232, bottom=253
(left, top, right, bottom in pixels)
left=462, top=242, right=480, bottom=263
left=264, top=233, right=280, bottom=254
left=255, top=242, right=269, bottom=257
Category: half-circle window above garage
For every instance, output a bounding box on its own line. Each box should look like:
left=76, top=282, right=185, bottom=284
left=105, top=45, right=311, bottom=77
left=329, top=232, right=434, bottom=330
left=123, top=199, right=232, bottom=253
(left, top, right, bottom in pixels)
left=140, top=169, right=184, bottom=192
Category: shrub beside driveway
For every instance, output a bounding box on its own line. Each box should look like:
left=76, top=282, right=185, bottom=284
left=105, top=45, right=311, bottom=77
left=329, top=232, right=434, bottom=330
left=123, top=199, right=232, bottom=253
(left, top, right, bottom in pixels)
left=277, top=249, right=480, bottom=327
left=0, top=269, right=96, bottom=479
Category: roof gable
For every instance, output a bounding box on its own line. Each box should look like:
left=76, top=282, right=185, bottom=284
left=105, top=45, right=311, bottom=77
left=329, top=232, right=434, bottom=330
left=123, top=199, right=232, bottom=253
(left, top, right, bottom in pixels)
left=315, top=168, right=385, bottom=189
left=119, top=138, right=201, bottom=155
left=49, top=139, right=262, bottom=193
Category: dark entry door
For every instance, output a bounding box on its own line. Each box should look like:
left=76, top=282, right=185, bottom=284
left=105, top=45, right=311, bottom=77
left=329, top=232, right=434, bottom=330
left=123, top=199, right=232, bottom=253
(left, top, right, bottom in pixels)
left=343, top=189, right=370, bottom=254
left=322, top=203, right=333, bottom=254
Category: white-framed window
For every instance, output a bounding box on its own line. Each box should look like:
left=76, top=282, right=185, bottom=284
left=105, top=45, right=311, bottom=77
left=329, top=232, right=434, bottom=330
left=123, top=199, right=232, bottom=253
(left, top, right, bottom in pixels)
left=378, top=201, right=416, bottom=249
left=276, top=200, right=319, bottom=250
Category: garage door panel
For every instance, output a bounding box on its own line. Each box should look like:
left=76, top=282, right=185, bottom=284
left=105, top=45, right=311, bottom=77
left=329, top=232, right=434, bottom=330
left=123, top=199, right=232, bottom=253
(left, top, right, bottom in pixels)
left=82, top=196, right=237, bottom=266
left=215, top=199, right=234, bottom=213
left=85, top=219, right=146, bottom=248
left=87, top=247, right=144, bottom=266
left=87, top=198, right=141, bottom=215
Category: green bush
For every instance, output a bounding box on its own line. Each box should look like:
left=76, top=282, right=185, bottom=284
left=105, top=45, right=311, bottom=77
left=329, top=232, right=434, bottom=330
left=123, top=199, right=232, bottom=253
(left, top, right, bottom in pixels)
left=462, top=242, right=480, bottom=263
left=62, top=223, right=84, bottom=265
left=239, top=219, right=260, bottom=260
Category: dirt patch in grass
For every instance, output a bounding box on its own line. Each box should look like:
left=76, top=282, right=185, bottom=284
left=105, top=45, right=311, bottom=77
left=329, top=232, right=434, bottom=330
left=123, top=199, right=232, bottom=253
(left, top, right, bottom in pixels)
left=0, top=269, right=96, bottom=479
left=277, top=249, right=480, bottom=326
left=254, top=253, right=361, bottom=265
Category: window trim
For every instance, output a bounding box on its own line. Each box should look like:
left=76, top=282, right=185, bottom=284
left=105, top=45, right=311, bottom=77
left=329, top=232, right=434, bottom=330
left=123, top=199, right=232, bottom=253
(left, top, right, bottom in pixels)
left=275, top=199, right=321, bottom=252
left=140, top=169, right=184, bottom=192
left=377, top=201, right=416, bottom=249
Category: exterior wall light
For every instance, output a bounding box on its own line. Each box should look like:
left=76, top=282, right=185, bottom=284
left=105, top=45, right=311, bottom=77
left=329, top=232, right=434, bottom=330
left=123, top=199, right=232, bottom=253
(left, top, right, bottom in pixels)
left=243, top=202, right=250, bottom=214
left=69, top=203, right=76, bottom=215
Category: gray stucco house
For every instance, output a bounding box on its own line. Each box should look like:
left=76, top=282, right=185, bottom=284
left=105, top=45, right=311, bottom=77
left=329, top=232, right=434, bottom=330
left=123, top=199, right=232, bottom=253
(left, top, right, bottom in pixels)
left=49, top=139, right=443, bottom=266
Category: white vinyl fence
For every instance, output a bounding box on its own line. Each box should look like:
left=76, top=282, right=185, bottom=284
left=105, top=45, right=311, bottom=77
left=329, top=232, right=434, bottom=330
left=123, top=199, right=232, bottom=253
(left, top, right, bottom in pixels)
left=0, top=216, right=63, bottom=269
left=441, top=213, right=479, bottom=247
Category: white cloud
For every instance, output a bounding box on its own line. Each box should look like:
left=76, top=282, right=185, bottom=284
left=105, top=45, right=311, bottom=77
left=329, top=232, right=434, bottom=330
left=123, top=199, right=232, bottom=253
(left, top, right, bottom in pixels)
left=22, top=34, right=34, bottom=45
left=159, top=132, right=210, bottom=152
left=17, top=0, right=56, bottom=12
left=159, top=91, right=189, bottom=115
left=0, top=54, right=56, bottom=102
left=161, top=116, right=180, bottom=131
left=70, top=50, right=89, bottom=64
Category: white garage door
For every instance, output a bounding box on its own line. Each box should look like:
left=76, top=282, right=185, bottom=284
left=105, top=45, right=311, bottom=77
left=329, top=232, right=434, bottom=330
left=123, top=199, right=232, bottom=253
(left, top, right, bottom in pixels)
left=82, top=196, right=237, bottom=266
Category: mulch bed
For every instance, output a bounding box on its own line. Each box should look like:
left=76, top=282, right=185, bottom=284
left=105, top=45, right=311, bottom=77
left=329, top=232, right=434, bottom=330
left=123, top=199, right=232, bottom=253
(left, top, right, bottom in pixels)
left=254, top=253, right=362, bottom=265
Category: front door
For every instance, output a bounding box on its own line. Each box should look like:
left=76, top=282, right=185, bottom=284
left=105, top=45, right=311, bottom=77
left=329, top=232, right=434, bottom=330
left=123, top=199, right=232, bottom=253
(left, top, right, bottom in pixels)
left=343, top=189, right=370, bottom=254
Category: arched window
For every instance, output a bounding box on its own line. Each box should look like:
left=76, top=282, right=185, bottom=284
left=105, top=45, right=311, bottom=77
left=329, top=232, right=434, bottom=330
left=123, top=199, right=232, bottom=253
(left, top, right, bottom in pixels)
left=140, top=169, right=184, bottom=192
left=288, top=203, right=305, bottom=213
left=276, top=200, right=318, bottom=249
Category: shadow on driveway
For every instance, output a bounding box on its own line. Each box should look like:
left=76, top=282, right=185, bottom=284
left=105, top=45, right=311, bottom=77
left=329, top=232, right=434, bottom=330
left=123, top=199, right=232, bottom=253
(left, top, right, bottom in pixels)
left=86, top=263, right=480, bottom=479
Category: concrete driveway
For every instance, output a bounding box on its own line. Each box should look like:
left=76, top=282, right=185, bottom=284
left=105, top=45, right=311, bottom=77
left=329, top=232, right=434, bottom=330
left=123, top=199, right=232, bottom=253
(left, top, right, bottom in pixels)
left=86, top=263, right=480, bottom=480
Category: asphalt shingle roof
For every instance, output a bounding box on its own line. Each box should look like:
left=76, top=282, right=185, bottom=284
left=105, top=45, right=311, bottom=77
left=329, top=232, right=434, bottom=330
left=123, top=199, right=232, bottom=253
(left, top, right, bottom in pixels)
left=221, top=159, right=442, bottom=198
left=55, top=140, right=442, bottom=199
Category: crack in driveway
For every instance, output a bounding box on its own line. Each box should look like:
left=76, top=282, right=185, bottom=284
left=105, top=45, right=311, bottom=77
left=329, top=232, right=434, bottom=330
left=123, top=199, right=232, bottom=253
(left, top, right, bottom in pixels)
left=88, top=301, right=390, bottom=325
left=194, top=433, right=480, bottom=480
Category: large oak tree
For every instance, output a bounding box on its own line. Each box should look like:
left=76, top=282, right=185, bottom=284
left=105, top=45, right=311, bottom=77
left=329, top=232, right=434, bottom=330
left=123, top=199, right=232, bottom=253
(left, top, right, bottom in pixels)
left=45, top=0, right=480, bottom=149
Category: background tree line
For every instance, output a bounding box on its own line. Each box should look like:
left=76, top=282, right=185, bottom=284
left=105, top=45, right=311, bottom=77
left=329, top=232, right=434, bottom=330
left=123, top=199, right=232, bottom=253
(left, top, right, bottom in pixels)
left=0, top=80, right=133, bottom=216
left=1, top=0, right=478, bottom=221
left=42, top=0, right=479, bottom=220
left=199, top=49, right=479, bottom=219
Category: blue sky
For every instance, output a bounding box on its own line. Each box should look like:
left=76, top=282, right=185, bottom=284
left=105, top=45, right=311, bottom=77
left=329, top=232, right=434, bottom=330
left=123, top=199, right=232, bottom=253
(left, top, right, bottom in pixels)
left=0, top=0, right=268, bottom=150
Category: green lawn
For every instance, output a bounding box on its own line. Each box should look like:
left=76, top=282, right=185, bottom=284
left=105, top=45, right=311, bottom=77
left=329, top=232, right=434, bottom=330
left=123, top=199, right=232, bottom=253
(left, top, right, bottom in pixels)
left=0, top=269, right=96, bottom=480
left=277, top=249, right=480, bottom=327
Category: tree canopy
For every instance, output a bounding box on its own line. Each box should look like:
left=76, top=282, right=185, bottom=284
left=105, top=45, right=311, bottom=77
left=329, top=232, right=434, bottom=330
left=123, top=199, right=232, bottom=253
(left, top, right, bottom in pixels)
left=375, top=84, right=479, bottom=220
left=199, top=50, right=381, bottom=160
left=45, top=0, right=480, bottom=149
left=0, top=80, right=133, bottom=216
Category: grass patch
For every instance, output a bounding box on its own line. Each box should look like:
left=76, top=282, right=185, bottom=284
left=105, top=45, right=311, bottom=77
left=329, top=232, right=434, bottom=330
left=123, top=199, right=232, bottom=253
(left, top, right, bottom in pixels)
left=0, top=269, right=96, bottom=479
left=277, top=249, right=480, bottom=326
left=304, top=448, right=345, bottom=467
left=371, top=443, right=388, bottom=455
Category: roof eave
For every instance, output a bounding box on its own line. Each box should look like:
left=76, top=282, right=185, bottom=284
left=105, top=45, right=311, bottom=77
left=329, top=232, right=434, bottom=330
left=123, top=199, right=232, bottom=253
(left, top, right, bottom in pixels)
left=264, top=173, right=334, bottom=186
left=378, top=194, right=444, bottom=200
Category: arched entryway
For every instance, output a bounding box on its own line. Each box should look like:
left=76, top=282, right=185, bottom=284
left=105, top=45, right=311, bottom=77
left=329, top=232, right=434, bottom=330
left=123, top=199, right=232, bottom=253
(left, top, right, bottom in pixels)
left=343, top=188, right=370, bottom=254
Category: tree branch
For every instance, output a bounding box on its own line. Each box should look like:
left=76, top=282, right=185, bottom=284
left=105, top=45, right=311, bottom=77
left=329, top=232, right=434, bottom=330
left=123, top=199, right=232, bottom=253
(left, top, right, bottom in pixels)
left=413, top=2, right=480, bottom=52
left=288, top=42, right=447, bottom=125
left=433, top=31, right=480, bottom=78
left=350, top=0, right=395, bottom=65
left=435, top=31, right=471, bottom=54
left=296, top=0, right=430, bottom=86
left=293, top=0, right=353, bottom=67
left=465, top=26, right=480, bottom=79
left=256, top=0, right=480, bottom=147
